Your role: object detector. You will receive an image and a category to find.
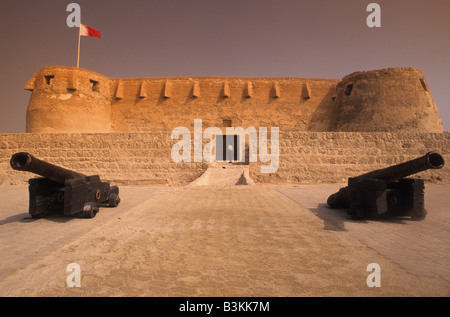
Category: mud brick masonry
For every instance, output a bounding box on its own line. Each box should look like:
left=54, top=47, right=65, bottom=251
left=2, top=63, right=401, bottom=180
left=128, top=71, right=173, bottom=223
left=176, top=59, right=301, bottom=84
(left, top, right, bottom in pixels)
left=0, top=65, right=448, bottom=185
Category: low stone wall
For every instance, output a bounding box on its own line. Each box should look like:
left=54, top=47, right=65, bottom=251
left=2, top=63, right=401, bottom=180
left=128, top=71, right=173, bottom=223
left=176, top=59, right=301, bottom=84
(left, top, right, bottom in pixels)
left=0, top=132, right=449, bottom=186
left=250, top=132, right=450, bottom=184
left=0, top=132, right=207, bottom=186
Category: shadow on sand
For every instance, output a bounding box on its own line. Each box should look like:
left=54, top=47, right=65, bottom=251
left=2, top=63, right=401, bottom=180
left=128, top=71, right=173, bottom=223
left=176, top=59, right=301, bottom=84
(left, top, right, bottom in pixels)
left=310, top=203, right=413, bottom=231
left=0, top=212, right=89, bottom=225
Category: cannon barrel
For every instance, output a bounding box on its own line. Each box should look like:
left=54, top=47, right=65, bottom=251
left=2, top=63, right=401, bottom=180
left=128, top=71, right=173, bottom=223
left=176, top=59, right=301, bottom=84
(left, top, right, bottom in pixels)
left=10, top=152, right=86, bottom=184
left=355, top=151, right=444, bottom=184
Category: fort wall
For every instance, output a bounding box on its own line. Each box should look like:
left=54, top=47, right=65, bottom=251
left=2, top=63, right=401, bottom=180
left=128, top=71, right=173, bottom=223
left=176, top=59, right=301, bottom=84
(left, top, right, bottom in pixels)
left=13, top=66, right=447, bottom=186
left=1, top=132, right=448, bottom=186
left=24, top=66, right=443, bottom=133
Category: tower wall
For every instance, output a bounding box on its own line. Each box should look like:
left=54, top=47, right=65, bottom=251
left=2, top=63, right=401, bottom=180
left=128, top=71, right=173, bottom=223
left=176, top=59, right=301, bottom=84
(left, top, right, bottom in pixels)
left=332, top=67, right=443, bottom=132
left=25, top=66, right=112, bottom=133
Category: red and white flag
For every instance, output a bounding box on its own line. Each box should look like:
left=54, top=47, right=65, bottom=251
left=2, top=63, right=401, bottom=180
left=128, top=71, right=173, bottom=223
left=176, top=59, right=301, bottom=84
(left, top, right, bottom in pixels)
left=80, top=24, right=101, bottom=38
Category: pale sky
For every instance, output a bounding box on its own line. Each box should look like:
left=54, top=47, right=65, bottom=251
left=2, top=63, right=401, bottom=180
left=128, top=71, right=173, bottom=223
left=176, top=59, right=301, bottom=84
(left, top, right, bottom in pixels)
left=1, top=0, right=449, bottom=132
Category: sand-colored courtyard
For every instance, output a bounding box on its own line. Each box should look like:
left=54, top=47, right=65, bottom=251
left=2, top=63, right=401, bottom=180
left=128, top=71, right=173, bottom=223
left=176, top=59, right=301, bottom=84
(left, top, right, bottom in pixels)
left=0, top=184, right=448, bottom=297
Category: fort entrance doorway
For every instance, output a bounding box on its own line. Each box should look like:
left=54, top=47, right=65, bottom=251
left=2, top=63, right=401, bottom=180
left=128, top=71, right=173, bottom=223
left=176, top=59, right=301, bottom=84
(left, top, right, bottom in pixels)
left=215, top=135, right=239, bottom=162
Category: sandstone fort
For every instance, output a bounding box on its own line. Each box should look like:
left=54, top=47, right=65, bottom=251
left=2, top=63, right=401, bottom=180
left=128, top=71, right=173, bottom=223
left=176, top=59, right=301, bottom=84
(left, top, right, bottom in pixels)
left=24, top=66, right=442, bottom=133
left=0, top=65, right=448, bottom=185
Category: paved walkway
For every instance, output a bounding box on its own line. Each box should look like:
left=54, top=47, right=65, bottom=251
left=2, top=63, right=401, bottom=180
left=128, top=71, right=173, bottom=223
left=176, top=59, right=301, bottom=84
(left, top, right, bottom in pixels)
left=0, top=184, right=448, bottom=296
left=188, top=165, right=254, bottom=186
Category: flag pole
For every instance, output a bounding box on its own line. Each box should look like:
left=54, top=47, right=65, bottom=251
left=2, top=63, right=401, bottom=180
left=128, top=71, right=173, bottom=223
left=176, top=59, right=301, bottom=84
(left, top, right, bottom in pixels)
left=77, top=23, right=81, bottom=68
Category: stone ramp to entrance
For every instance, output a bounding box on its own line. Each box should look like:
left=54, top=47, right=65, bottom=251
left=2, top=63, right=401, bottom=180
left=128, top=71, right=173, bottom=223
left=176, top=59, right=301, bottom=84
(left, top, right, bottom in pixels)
left=188, top=165, right=255, bottom=186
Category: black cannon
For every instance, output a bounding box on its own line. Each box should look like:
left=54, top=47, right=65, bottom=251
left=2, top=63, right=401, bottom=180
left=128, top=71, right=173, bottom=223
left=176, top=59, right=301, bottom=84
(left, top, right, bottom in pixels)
left=10, top=152, right=120, bottom=219
left=327, top=151, right=445, bottom=220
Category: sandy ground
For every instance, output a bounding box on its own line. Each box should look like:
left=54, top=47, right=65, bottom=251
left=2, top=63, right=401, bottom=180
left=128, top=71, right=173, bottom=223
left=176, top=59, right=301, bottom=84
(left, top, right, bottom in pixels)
left=0, top=183, right=448, bottom=297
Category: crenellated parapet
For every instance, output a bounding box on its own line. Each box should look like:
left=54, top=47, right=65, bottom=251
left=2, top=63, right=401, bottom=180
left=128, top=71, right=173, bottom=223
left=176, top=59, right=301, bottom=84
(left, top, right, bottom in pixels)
left=24, top=65, right=443, bottom=133
left=25, top=66, right=113, bottom=133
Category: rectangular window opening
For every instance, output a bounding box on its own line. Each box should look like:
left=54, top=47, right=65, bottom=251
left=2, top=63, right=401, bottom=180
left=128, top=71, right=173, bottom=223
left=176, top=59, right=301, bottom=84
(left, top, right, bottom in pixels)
left=44, top=75, right=54, bottom=85
left=90, top=79, right=99, bottom=92
left=223, top=119, right=232, bottom=127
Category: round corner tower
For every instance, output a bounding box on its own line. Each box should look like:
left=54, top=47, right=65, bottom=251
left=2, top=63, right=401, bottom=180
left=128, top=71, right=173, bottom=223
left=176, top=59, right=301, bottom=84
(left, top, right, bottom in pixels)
left=25, top=66, right=113, bottom=133
left=331, top=67, right=443, bottom=132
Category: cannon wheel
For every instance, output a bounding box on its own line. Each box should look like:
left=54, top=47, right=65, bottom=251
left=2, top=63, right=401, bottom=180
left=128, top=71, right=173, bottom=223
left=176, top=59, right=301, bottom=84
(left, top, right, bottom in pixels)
left=110, top=185, right=119, bottom=195
left=30, top=212, right=47, bottom=219
left=80, top=202, right=98, bottom=218
left=108, top=193, right=120, bottom=207
left=349, top=203, right=365, bottom=220
left=411, top=208, right=427, bottom=221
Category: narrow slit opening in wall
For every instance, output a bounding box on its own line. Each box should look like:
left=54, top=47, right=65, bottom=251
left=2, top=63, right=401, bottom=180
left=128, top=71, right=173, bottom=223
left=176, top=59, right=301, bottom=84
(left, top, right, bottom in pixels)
left=44, top=75, right=54, bottom=85
left=420, top=78, right=428, bottom=92
left=344, top=84, right=353, bottom=96
left=90, top=80, right=99, bottom=92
